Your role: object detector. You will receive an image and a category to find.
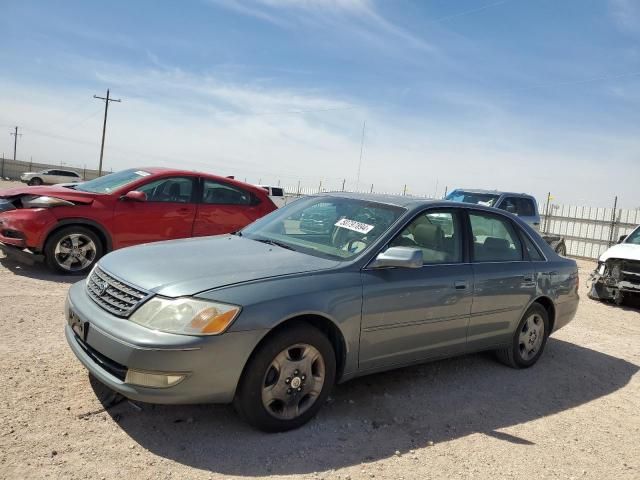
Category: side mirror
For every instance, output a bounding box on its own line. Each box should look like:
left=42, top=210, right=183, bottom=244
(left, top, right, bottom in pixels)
left=618, top=235, right=628, bottom=244
left=121, top=190, right=147, bottom=202
left=369, top=247, right=423, bottom=269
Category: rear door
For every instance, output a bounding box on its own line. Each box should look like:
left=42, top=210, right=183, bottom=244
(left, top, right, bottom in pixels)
left=112, top=176, right=197, bottom=248
left=360, top=208, right=473, bottom=371
left=466, top=209, right=536, bottom=350
left=193, top=179, right=265, bottom=236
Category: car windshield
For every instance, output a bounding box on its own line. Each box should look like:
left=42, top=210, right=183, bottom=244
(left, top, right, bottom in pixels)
left=74, top=169, right=151, bottom=194
left=445, top=190, right=500, bottom=207
left=625, top=227, right=640, bottom=245
left=242, top=196, right=406, bottom=260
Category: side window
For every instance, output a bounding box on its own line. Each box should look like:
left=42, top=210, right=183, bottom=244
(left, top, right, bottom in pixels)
left=522, top=234, right=545, bottom=261
left=499, top=197, right=518, bottom=214
left=500, top=197, right=536, bottom=217
left=517, top=198, right=536, bottom=217
left=202, top=180, right=253, bottom=205
left=389, top=210, right=462, bottom=264
left=271, top=187, right=284, bottom=197
left=469, top=212, right=523, bottom=262
left=137, top=177, right=194, bottom=203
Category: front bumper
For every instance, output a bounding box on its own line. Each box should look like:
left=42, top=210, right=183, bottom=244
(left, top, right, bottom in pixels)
left=0, top=242, right=44, bottom=265
left=65, top=281, right=267, bottom=404
left=0, top=208, right=56, bottom=250
left=588, top=260, right=640, bottom=300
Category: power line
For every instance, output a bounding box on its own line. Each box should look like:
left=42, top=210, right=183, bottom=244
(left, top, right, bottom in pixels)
left=93, top=89, right=121, bottom=176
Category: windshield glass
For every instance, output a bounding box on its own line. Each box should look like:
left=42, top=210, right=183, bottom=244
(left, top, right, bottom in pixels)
left=625, top=227, right=640, bottom=245
left=242, top=196, right=406, bottom=260
left=75, top=169, right=151, bottom=194
left=445, top=190, right=500, bottom=207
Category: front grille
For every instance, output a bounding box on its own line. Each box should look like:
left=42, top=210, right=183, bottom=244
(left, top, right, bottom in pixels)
left=622, top=261, right=640, bottom=285
left=86, top=266, right=150, bottom=317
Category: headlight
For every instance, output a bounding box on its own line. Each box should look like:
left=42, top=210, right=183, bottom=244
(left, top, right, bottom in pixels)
left=22, top=195, right=74, bottom=208
left=129, top=297, right=241, bottom=336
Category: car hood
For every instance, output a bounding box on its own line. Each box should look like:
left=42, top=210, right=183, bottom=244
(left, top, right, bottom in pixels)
left=98, top=235, right=341, bottom=297
left=0, top=185, right=95, bottom=204
left=599, top=243, right=640, bottom=262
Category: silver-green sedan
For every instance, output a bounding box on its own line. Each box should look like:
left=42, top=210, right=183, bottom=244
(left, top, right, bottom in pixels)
left=65, top=193, right=579, bottom=431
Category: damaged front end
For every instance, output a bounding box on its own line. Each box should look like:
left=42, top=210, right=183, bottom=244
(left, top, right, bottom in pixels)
left=588, top=258, right=640, bottom=305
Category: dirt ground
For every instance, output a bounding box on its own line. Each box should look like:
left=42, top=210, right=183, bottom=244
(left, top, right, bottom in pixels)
left=0, top=179, right=639, bottom=480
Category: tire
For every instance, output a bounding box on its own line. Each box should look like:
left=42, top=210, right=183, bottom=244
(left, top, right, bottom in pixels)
left=234, top=324, right=336, bottom=432
left=88, top=373, right=124, bottom=408
left=28, top=177, right=43, bottom=186
left=555, top=243, right=567, bottom=256
left=44, top=226, right=103, bottom=274
left=496, top=303, right=550, bottom=369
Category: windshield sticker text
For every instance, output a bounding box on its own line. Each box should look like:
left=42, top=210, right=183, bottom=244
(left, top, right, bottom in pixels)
left=335, top=218, right=374, bottom=234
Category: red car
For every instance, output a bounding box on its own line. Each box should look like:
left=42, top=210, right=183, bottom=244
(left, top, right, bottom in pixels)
left=0, top=168, right=277, bottom=273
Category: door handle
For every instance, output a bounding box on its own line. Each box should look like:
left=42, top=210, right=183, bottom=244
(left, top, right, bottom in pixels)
left=177, top=207, right=190, bottom=213
left=454, top=281, right=468, bottom=290
left=522, top=275, right=534, bottom=283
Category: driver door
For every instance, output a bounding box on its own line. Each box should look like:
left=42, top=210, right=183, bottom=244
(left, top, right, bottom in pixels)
left=112, top=176, right=197, bottom=248
left=359, top=208, right=473, bottom=371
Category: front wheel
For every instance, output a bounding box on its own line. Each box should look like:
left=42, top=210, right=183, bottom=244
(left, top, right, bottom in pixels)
left=28, top=177, right=43, bottom=186
left=44, top=226, right=103, bottom=274
left=555, top=243, right=567, bottom=256
left=234, top=324, right=336, bottom=432
left=496, top=303, right=550, bottom=368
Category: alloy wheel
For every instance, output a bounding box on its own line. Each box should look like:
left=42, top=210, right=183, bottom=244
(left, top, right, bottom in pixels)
left=54, top=233, right=97, bottom=272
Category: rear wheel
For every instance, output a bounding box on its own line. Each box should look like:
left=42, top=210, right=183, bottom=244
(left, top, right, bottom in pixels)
left=44, top=226, right=103, bottom=274
left=496, top=303, right=549, bottom=368
left=234, top=324, right=336, bottom=432
left=28, top=177, right=43, bottom=186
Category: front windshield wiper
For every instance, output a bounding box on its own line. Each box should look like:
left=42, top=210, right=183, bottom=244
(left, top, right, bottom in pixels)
left=254, top=238, right=297, bottom=251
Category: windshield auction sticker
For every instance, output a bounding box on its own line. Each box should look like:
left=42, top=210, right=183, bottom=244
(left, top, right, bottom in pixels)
left=335, top=218, right=374, bottom=234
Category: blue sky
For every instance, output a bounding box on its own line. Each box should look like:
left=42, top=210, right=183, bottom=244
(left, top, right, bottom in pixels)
left=1, top=0, right=639, bottom=206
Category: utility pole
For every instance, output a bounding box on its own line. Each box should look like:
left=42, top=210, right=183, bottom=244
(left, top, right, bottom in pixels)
left=356, top=121, right=366, bottom=190
left=93, top=89, right=121, bottom=176
left=10, top=126, right=21, bottom=161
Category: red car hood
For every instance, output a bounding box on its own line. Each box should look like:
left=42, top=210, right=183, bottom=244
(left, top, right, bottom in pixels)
left=0, top=185, right=97, bottom=205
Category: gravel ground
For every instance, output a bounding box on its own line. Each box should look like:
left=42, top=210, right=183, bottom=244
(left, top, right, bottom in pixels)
left=1, top=178, right=639, bottom=479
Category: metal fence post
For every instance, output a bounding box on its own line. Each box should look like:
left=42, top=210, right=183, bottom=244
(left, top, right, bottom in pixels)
left=370, top=184, right=373, bottom=194
left=607, top=196, right=618, bottom=246
left=1, top=155, right=4, bottom=178
left=542, top=192, right=551, bottom=233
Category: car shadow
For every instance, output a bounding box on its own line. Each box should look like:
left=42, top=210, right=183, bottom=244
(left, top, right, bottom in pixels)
left=0, top=254, right=82, bottom=284
left=98, top=338, right=637, bottom=476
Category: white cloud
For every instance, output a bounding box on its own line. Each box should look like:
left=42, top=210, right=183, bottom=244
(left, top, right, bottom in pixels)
left=610, top=0, right=640, bottom=35
left=206, top=0, right=435, bottom=53
left=1, top=60, right=639, bottom=207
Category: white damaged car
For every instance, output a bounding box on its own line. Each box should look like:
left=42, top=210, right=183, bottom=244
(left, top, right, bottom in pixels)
left=588, top=225, right=640, bottom=305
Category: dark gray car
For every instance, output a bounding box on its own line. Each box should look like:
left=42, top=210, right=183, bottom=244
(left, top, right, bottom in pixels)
left=65, top=193, right=579, bottom=431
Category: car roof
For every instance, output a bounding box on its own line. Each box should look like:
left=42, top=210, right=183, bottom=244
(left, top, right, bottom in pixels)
left=314, top=191, right=534, bottom=218
left=450, top=188, right=535, bottom=198
left=133, top=167, right=266, bottom=193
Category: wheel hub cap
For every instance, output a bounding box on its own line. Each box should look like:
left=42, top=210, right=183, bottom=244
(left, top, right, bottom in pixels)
left=261, top=343, right=325, bottom=420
